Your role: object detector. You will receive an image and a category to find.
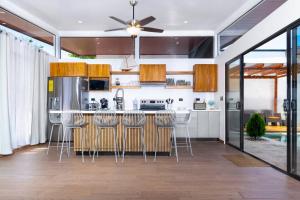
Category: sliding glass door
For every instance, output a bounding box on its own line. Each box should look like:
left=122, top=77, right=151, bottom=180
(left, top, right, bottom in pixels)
left=226, top=57, right=243, bottom=149
left=291, top=25, right=300, bottom=177
left=225, top=21, right=300, bottom=180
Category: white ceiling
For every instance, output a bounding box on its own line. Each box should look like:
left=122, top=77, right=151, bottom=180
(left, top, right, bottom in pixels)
left=7, top=0, right=256, bottom=31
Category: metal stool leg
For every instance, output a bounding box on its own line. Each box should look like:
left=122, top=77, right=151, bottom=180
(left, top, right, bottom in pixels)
left=113, top=127, right=118, bottom=163
left=47, top=124, right=54, bottom=155
left=59, top=127, right=67, bottom=162
left=93, top=127, right=100, bottom=162
left=186, top=125, right=193, bottom=156
left=185, top=128, right=189, bottom=151
left=172, top=127, right=178, bottom=163
left=80, top=128, right=85, bottom=163
left=141, top=127, right=147, bottom=162
left=154, top=127, right=159, bottom=161
left=115, top=127, right=120, bottom=157
left=170, top=129, right=173, bottom=157
left=97, top=128, right=101, bottom=158
left=122, top=128, right=127, bottom=162
left=67, top=129, right=71, bottom=158
left=57, top=124, right=62, bottom=151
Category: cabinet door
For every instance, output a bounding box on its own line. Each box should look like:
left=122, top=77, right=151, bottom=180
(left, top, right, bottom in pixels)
left=72, top=63, right=87, bottom=76
left=188, top=111, right=198, bottom=138
left=208, top=112, right=220, bottom=138
left=50, top=63, right=59, bottom=77
left=140, top=64, right=166, bottom=82
left=197, top=112, right=209, bottom=138
left=88, top=64, right=111, bottom=78
left=193, top=64, right=217, bottom=92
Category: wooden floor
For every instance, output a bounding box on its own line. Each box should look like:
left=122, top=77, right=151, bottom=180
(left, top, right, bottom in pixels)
left=1, top=142, right=300, bottom=200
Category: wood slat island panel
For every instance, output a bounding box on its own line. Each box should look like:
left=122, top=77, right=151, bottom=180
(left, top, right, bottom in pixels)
left=74, top=114, right=171, bottom=152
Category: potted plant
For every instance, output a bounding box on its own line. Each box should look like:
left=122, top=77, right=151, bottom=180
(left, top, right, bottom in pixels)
left=246, top=113, right=266, bottom=140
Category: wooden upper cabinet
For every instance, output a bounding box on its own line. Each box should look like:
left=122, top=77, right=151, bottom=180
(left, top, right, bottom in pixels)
left=88, top=64, right=111, bottom=78
left=139, top=64, right=166, bottom=83
left=50, top=62, right=87, bottom=77
left=193, top=64, right=217, bottom=92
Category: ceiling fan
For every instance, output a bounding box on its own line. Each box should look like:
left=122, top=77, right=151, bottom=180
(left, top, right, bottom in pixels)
left=105, top=0, right=164, bottom=37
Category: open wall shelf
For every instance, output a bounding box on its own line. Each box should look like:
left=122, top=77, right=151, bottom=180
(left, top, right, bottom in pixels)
left=111, top=71, right=139, bottom=75
left=111, top=85, right=141, bottom=89
left=165, top=85, right=193, bottom=89
left=166, top=71, right=194, bottom=75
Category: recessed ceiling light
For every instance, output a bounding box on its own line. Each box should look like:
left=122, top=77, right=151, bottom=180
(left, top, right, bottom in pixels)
left=184, top=20, right=188, bottom=24
left=0, top=11, right=5, bottom=14
left=97, top=42, right=100, bottom=45
left=78, top=20, right=83, bottom=24
left=176, top=41, right=180, bottom=45
left=2, top=22, right=6, bottom=25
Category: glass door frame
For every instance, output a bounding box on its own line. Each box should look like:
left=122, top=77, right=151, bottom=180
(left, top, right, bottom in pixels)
left=225, top=56, right=244, bottom=150
left=289, top=24, right=299, bottom=177
left=224, top=18, right=300, bottom=181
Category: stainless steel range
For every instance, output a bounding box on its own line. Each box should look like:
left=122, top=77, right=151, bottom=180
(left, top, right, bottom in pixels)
left=140, top=99, right=165, bottom=110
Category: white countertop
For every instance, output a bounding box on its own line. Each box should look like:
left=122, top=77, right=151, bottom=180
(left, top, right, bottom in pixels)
left=48, top=109, right=220, bottom=114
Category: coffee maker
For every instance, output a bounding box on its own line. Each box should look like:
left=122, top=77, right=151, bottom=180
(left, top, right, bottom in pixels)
left=100, top=98, right=109, bottom=109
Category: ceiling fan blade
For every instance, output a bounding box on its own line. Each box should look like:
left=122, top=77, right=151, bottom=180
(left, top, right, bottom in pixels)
left=104, top=28, right=126, bottom=32
left=139, top=16, right=156, bottom=26
left=141, top=27, right=164, bottom=33
left=109, top=16, right=128, bottom=25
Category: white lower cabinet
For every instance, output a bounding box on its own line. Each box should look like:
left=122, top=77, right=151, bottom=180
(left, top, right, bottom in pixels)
left=177, top=110, right=220, bottom=138
left=208, top=111, right=220, bottom=138
left=197, top=112, right=209, bottom=138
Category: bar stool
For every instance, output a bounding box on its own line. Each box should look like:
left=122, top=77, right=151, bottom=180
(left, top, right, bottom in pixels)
left=154, top=110, right=178, bottom=162
left=175, top=110, right=193, bottom=156
left=59, top=111, right=89, bottom=163
left=93, top=110, right=119, bottom=163
left=122, top=110, right=147, bottom=162
left=47, top=112, right=62, bottom=154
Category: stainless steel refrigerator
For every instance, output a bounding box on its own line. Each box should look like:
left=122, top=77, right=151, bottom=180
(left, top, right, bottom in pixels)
left=47, top=77, right=88, bottom=141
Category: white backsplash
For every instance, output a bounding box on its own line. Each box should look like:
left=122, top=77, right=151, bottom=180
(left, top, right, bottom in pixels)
left=89, top=87, right=215, bottom=110
left=60, top=57, right=217, bottom=110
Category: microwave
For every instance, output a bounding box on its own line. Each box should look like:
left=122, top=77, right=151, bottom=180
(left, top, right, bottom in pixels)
left=89, top=78, right=109, bottom=91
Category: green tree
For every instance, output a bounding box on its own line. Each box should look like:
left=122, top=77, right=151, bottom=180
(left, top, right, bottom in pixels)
left=69, top=53, right=96, bottom=59
left=246, top=113, right=266, bottom=140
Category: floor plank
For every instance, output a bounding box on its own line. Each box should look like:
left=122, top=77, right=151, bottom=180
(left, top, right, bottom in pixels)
left=0, top=141, right=300, bottom=200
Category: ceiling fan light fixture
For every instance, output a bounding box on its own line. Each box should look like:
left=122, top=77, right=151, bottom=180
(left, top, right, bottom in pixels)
left=127, top=26, right=141, bottom=36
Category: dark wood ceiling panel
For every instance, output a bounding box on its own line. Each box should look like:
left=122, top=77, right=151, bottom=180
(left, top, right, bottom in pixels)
left=0, top=7, right=54, bottom=45
left=139, top=36, right=213, bottom=58
left=219, top=0, right=287, bottom=50
left=60, top=37, right=135, bottom=56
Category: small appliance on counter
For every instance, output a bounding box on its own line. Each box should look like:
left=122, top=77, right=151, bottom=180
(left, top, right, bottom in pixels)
left=100, top=98, right=109, bottom=109
left=49, top=97, right=60, bottom=110
left=193, top=98, right=206, bottom=110
left=177, top=98, right=186, bottom=110
left=166, top=98, right=174, bottom=110
left=140, top=99, right=165, bottom=110
left=113, top=88, right=125, bottom=110
left=89, top=98, right=100, bottom=111
left=133, top=98, right=139, bottom=110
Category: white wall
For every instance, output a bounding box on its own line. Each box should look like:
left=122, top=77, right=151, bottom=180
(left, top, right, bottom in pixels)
left=215, top=0, right=300, bottom=141
left=60, top=57, right=215, bottom=110
left=244, top=79, right=274, bottom=111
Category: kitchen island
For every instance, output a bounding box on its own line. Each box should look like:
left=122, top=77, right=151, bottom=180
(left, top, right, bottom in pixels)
left=49, top=110, right=191, bottom=153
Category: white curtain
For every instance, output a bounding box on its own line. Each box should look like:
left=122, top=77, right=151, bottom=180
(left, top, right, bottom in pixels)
left=0, top=30, right=53, bottom=155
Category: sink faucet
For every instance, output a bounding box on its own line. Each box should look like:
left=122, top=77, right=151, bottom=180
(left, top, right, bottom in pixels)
left=113, top=88, right=125, bottom=110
